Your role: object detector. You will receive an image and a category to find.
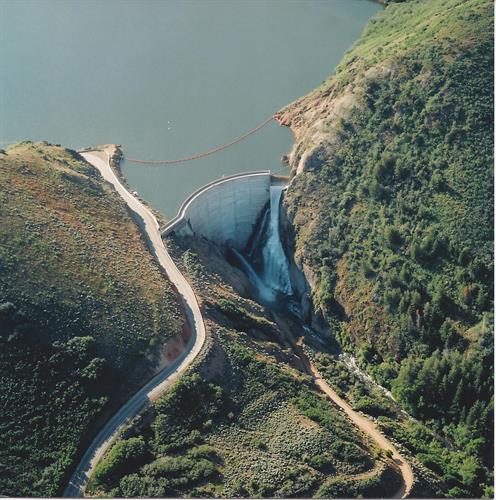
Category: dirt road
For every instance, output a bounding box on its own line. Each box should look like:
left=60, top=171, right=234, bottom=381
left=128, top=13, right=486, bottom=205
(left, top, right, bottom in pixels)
left=63, top=148, right=206, bottom=497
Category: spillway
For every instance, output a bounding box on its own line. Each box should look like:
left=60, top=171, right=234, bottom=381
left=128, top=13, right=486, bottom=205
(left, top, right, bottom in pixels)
left=261, top=185, right=293, bottom=296
left=230, top=248, right=277, bottom=304
left=161, top=171, right=293, bottom=305
left=233, top=183, right=294, bottom=305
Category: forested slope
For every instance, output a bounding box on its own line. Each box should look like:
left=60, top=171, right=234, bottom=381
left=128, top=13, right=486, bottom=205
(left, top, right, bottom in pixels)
left=0, top=142, right=182, bottom=496
left=84, top=237, right=402, bottom=498
left=278, top=0, right=493, bottom=497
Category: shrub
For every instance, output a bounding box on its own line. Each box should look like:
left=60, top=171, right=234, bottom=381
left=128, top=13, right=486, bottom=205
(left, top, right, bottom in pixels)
left=385, top=226, right=403, bottom=248
left=92, top=437, right=147, bottom=486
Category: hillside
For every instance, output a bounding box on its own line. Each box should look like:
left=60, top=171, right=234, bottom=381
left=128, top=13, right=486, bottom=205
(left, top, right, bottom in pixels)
left=85, top=236, right=403, bottom=498
left=0, top=142, right=183, bottom=496
left=2, top=0, right=492, bottom=497
left=277, top=0, right=493, bottom=497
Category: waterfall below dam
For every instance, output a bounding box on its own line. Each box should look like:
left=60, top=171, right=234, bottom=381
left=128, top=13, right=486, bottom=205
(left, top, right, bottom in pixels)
left=262, top=185, right=293, bottom=295
left=231, top=184, right=293, bottom=305
left=246, top=206, right=270, bottom=259
left=231, top=248, right=278, bottom=304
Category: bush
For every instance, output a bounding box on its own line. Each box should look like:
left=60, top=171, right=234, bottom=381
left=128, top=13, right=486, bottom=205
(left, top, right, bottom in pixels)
left=385, top=226, right=403, bottom=248
left=354, top=396, right=393, bottom=417
left=92, top=437, right=147, bottom=486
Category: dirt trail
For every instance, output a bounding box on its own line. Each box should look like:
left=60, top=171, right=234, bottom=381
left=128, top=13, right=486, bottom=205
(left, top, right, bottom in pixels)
left=272, top=312, right=413, bottom=498
left=309, top=359, right=413, bottom=498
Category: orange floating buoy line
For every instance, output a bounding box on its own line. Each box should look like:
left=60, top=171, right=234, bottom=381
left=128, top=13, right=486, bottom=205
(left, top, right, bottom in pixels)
left=125, top=114, right=284, bottom=166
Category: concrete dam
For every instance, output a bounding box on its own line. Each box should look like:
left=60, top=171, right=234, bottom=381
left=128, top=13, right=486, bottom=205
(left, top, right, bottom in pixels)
left=161, top=171, right=288, bottom=252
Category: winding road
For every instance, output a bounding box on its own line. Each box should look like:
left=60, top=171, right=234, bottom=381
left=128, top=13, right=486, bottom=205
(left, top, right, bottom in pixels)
left=310, top=362, right=414, bottom=497
left=63, top=148, right=206, bottom=497
left=64, top=146, right=412, bottom=498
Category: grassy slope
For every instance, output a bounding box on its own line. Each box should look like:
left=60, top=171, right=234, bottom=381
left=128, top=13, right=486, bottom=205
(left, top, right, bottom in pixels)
left=87, top=238, right=402, bottom=498
left=0, top=142, right=182, bottom=496
left=279, top=0, right=493, bottom=497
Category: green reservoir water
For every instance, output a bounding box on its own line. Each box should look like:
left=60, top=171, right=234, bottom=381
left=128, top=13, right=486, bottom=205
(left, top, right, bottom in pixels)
left=0, top=0, right=380, bottom=217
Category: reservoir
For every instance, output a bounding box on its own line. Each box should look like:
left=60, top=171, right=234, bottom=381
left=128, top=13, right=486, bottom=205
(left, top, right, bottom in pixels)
left=0, top=0, right=380, bottom=217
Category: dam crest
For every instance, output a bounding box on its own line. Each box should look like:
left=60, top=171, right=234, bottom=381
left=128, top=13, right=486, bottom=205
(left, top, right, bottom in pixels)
left=161, top=171, right=288, bottom=252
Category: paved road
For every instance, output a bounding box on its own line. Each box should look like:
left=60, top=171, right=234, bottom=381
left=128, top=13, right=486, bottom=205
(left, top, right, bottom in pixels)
left=63, top=149, right=206, bottom=497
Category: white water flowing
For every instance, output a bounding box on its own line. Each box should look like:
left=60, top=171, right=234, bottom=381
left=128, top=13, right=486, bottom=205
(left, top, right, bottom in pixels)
left=247, top=206, right=269, bottom=258
left=231, top=184, right=293, bottom=305
left=262, top=185, right=293, bottom=295
left=231, top=248, right=276, bottom=303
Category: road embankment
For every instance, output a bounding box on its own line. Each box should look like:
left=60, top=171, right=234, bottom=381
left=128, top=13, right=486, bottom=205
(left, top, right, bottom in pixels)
left=63, top=147, right=206, bottom=497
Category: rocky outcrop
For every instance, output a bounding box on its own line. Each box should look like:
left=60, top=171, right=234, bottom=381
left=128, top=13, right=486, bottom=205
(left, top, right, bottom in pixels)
left=279, top=190, right=332, bottom=339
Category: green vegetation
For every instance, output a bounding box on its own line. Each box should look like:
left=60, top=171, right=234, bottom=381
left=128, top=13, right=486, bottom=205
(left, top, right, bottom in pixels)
left=93, top=437, right=148, bottom=486
left=314, top=465, right=400, bottom=499
left=89, top=337, right=390, bottom=498
left=281, top=0, right=493, bottom=497
left=313, top=349, right=492, bottom=497
left=0, top=143, right=182, bottom=496
left=379, top=416, right=493, bottom=498
left=90, top=238, right=401, bottom=498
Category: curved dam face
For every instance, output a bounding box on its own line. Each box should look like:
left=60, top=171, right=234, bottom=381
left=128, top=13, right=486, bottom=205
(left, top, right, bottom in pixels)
left=161, top=171, right=288, bottom=251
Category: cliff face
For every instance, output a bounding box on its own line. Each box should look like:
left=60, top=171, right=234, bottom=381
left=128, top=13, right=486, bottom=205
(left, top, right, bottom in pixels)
left=0, top=142, right=183, bottom=496
left=278, top=0, right=493, bottom=496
